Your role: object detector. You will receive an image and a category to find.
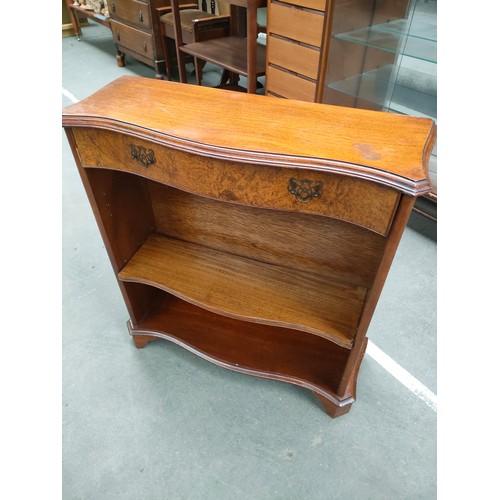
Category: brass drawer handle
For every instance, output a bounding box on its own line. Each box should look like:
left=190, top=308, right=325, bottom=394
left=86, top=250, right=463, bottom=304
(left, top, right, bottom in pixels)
left=115, top=31, right=120, bottom=41
left=111, top=2, right=115, bottom=12
left=288, top=178, right=323, bottom=202
left=143, top=42, right=148, bottom=52
left=130, top=144, right=156, bottom=168
left=138, top=10, right=143, bottom=22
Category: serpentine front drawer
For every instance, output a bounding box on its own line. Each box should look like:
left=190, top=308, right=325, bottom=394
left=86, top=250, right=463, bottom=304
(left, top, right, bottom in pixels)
left=72, top=127, right=400, bottom=235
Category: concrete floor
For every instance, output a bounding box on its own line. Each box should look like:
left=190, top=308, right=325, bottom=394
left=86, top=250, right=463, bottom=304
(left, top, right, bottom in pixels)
left=62, top=21, right=437, bottom=500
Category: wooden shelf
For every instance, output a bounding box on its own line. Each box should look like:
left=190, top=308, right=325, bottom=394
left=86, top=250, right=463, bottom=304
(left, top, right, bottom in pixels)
left=180, top=36, right=266, bottom=76
left=130, top=292, right=351, bottom=398
left=118, top=233, right=367, bottom=348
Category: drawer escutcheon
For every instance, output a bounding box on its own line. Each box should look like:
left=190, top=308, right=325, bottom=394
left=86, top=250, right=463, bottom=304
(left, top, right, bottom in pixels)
left=288, top=178, right=323, bottom=202
left=130, top=144, right=156, bottom=168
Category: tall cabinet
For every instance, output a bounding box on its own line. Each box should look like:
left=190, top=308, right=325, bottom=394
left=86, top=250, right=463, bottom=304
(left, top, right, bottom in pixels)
left=265, top=0, right=437, bottom=219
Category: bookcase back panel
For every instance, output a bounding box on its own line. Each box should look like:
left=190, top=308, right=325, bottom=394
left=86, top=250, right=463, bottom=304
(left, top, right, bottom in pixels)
left=148, top=182, right=387, bottom=289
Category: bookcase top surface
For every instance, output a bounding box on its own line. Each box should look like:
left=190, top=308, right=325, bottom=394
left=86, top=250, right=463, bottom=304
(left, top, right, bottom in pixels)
left=62, top=76, right=436, bottom=195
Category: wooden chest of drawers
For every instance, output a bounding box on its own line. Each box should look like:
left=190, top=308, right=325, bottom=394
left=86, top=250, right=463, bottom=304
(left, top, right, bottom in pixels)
left=109, top=0, right=169, bottom=77
left=266, top=0, right=329, bottom=102
left=63, top=76, right=436, bottom=418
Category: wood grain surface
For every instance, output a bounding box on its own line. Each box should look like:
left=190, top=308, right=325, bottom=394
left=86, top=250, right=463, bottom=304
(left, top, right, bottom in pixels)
left=118, top=233, right=367, bottom=347
left=73, top=127, right=400, bottom=234
left=62, top=76, right=436, bottom=195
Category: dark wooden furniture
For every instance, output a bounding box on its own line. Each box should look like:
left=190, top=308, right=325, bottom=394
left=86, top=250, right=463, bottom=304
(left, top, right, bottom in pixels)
left=62, top=76, right=436, bottom=418
left=171, top=0, right=266, bottom=92
left=65, top=0, right=112, bottom=38
left=109, top=0, right=172, bottom=78
left=265, top=0, right=437, bottom=220
left=158, top=1, right=230, bottom=82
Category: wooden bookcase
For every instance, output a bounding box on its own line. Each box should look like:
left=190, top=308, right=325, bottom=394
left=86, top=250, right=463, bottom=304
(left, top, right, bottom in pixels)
left=63, top=76, right=436, bottom=418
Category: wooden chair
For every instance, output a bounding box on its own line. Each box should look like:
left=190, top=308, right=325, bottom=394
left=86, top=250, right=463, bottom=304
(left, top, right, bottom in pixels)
left=170, top=0, right=266, bottom=93
left=157, top=1, right=230, bottom=82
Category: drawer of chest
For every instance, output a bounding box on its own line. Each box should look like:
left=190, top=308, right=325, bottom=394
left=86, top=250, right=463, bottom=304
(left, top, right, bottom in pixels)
left=266, top=65, right=317, bottom=102
left=111, top=20, right=153, bottom=57
left=109, top=0, right=151, bottom=30
left=275, top=0, right=326, bottom=11
left=267, top=35, right=320, bottom=80
left=72, top=127, right=400, bottom=235
left=267, top=1, right=325, bottom=47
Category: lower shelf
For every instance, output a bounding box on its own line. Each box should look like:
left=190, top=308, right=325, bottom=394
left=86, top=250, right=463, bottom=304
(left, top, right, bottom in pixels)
left=180, top=36, right=267, bottom=76
left=119, top=233, right=365, bottom=348
left=129, top=291, right=355, bottom=406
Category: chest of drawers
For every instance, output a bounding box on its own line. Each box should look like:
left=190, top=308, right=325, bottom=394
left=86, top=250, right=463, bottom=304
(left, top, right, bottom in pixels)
left=62, top=76, right=436, bottom=418
left=109, top=0, right=169, bottom=77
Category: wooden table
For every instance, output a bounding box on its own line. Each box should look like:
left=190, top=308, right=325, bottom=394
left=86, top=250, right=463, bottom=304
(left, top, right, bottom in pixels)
left=63, top=76, right=436, bottom=418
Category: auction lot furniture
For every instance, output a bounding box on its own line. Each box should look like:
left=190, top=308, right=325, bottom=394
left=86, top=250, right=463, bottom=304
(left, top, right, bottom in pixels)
left=65, top=0, right=111, bottom=39
left=63, top=76, right=436, bottom=418
left=158, top=0, right=230, bottom=82
left=170, top=0, right=266, bottom=92
left=109, top=0, right=172, bottom=78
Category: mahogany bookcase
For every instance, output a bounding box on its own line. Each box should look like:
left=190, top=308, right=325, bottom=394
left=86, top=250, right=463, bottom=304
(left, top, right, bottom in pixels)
left=63, top=76, right=436, bottom=418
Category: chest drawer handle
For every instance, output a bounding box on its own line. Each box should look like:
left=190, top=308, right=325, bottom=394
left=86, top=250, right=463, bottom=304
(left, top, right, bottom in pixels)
left=115, top=31, right=120, bottom=41
left=130, top=144, right=156, bottom=168
left=138, top=10, right=143, bottom=22
left=111, top=2, right=115, bottom=12
left=288, top=178, right=323, bottom=203
left=143, top=42, right=148, bottom=52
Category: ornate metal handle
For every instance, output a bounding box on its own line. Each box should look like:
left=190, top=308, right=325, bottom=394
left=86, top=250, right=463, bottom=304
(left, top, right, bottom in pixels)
left=115, top=31, right=120, bottom=41
left=143, top=42, right=148, bottom=52
left=138, top=10, right=143, bottom=22
left=288, top=178, right=323, bottom=203
left=130, top=144, right=156, bottom=168
left=111, top=2, right=115, bottom=12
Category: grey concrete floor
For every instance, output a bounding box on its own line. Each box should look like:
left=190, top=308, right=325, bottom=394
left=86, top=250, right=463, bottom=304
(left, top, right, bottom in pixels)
left=62, top=21, right=437, bottom=500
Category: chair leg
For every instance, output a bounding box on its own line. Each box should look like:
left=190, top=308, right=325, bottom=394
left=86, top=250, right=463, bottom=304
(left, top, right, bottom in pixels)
left=217, top=69, right=231, bottom=87
left=176, top=48, right=189, bottom=83
left=194, top=58, right=204, bottom=86
left=160, top=32, right=173, bottom=81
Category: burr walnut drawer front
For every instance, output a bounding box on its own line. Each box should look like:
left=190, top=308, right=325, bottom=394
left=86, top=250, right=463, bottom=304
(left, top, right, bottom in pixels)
left=111, top=21, right=153, bottom=57
left=72, top=128, right=400, bottom=235
left=109, top=0, right=151, bottom=30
